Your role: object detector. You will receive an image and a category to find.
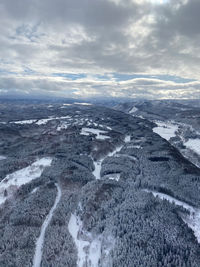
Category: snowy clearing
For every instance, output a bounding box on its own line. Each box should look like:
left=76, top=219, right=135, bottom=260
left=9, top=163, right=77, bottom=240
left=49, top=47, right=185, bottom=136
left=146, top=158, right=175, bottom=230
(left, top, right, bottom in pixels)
left=36, top=116, right=71, bottom=125
left=33, top=183, right=61, bottom=267
left=74, top=102, right=92, bottom=106
left=129, top=107, right=138, bottom=113
left=92, top=145, right=123, bottom=180
left=124, top=135, right=131, bottom=143
left=81, top=128, right=110, bottom=140
left=12, top=119, right=37, bottom=124
left=68, top=213, right=102, bottom=267
left=184, top=139, right=200, bottom=156
left=153, top=121, right=178, bottom=141
left=0, top=157, right=52, bottom=205
left=144, top=190, right=200, bottom=243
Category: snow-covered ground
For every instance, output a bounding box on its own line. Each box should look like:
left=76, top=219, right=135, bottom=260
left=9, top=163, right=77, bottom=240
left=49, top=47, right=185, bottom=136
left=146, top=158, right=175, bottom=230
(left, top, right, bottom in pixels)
left=33, top=183, right=62, bottom=267
left=153, top=121, right=178, bottom=141
left=92, top=135, right=131, bottom=180
left=184, top=139, right=200, bottom=156
left=129, top=106, right=138, bottom=113
left=0, top=155, right=6, bottom=160
left=144, top=190, right=200, bottom=243
left=68, top=214, right=114, bottom=267
left=124, top=135, right=131, bottom=143
left=11, top=116, right=72, bottom=126
left=0, top=157, right=52, bottom=205
left=81, top=128, right=110, bottom=140
left=74, top=102, right=92, bottom=106
left=36, top=116, right=71, bottom=125
left=13, top=119, right=37, bottom=124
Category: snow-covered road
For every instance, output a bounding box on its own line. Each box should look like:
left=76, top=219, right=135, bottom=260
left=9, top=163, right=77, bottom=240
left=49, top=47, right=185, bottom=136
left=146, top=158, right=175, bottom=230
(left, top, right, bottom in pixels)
left=144, top=190, right=200, bottom=243
left=33, top=183, right=62, bottom=267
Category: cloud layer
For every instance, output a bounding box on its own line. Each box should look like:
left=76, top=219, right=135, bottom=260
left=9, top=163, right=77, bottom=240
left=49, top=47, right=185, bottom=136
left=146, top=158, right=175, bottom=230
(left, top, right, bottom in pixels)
left=0, top=0, right=200, bottom=99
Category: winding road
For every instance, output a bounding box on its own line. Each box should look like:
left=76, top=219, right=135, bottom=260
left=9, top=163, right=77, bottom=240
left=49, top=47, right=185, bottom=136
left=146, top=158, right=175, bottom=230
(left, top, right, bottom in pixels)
left=33, top=183, right=62, bottom=267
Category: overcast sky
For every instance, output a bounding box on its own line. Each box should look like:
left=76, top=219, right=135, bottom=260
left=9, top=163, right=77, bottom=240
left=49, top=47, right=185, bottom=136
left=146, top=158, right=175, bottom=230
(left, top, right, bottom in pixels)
left=0, top=0, right=200, bottom=99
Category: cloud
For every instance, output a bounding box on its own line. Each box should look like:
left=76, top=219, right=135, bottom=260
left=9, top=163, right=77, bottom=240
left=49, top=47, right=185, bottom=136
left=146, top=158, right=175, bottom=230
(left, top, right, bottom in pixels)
left=0, top=0, right=200, bottom=99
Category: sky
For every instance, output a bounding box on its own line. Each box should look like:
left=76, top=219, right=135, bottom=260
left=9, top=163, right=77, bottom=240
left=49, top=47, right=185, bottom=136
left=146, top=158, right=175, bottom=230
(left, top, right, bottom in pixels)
left=0, top=0, right=200, bottom=100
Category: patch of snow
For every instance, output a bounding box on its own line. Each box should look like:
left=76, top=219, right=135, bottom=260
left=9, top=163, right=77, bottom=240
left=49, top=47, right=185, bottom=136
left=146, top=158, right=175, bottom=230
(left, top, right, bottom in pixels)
left=124, top=135, right=131, bottom=143
left=115, top=154, right=137, bottom=161
left=153, top=121, right=178, bottom=141
left=184, top=139, right=200, bottom=156
left=106, top=126, right=112, bottom=130
left=68, top=213, right=101, bottom=267
left=0, top=157, right=52, bottom=206
left=12, top=119, right=37, bottom=125
left=35, top=118, right=54, bottom=125
left=74, top=102, right=92, bottom=106
left=0, top=155, right=6, bottom=160
left=129, top=106, right=138, bottom=113
left=93, top=146, right=123, bottom=180
left=93, top=161, right=102, bottom=180
left=81, top=128, right=110, bottom=140
left=57, top=122, right=70, bottom=131
left=104, top=173, right=121, bottom=181
left=36, top=116, right=71, bottom=125
left=33, top=183, right=61, bottom=267
left=31, top=187, right=39, bottom=194
left=107, top=146, right=123, bottom=157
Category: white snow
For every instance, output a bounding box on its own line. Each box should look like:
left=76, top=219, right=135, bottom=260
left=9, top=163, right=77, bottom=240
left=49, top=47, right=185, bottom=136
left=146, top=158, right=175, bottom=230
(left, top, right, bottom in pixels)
left=12, top=119, right=37, bottom=125
left=36, top=116, right=71, bottom=125
left=0, top=155, right=6, bottom=160
left=31, top=187, right=39, bottom=194
left=124, top=135, right=131, bottom=143
left=153, top=121, right=178, bottom=141
left=92, top=146, right=123, bottom=180
left=105, top=173, right=121, bottom=181
left=57, top=122, right=70, bottom=131
left=74, top=102, right=92, bottom=106
left=129, top=106, right=138, bottom=113
left=0, top=157, right=52, bottom=206
left=11, top=116, right=71, bottom=126
left=33, top=183, right=61, bottom=267
left=93, top=161, right=102, bottom=180
left=184, top=139, right=200, bottom=156
left=144, top=190, right=200, bottom=243
left=81, top=128, right=110, bottom=140
left=62, top=103, right=72, bottom=106
left=68, top=213, right=101, bottom=267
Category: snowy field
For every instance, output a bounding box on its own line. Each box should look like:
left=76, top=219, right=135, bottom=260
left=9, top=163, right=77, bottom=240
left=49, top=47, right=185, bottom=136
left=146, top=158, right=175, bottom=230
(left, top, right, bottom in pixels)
left=0, top=157, right=52, bottom=205
left=129, top=106, right=138, bottom=113
left=81, top=127, right=110, bottom=140
left=184, top=139, right=200, bottom=156
left=153, top=121, right=178, bottom=141
left=68, top=210, right=115, bottom=267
